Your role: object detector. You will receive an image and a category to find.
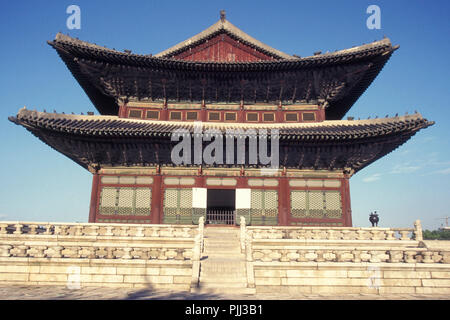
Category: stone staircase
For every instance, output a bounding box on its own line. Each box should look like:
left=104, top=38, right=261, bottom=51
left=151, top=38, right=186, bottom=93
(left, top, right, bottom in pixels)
left=191, top=226, right=255, bottom=294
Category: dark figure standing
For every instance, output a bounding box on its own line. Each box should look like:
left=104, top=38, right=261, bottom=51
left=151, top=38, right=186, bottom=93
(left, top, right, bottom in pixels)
left=369, top=211, right=379, bottom=227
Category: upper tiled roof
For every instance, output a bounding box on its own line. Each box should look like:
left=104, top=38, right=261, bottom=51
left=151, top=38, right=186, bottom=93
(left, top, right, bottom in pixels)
left=48, top=32, right=396, bottom=119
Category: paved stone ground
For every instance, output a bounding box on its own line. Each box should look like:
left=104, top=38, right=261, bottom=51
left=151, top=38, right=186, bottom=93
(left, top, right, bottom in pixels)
left=0, top=285, right=448, bottom=300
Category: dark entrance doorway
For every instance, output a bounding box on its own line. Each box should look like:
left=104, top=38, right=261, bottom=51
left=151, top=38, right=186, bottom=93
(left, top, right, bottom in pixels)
left=206, top=189, right=236, bottom=225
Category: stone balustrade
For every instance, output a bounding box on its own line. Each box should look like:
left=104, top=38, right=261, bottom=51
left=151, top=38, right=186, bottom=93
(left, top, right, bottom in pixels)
left=0, top=243, right=194, bottom=261
left=0, top=221, right=196, bottom=238
left=239, top=219, right=450, bottom=264
left=240, top=221, right=423, bottom=254
left=249, top=247, right=450, bottom=264
left=0, top=221, right=204, bottom=262
left=239, top=219, right=450, bottom=294
left=0, top=220, right=205, bottom=290
left=247, top=226, right=417, bottom=241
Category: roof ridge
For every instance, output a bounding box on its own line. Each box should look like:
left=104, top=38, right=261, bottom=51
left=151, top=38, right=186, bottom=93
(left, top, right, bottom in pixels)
left=49, top=33, right=394, bottom=66
left=153, top=18, right=293, bottom=60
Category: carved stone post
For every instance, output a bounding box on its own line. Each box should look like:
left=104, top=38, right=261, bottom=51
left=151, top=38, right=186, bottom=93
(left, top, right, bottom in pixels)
left=246, top=231, right=255, bottom=288
left=105, top=226, right=114, bottom=236
left=240, top=216, right=246, bottom=253
left=404, top=251, right=417, bottom=263
left=135, top=227, right=144, bottom=237
left=191, top=233, right=202, bottom=288
left=13, top=224, right=22, bottom=235
left=0, top=245, right=12, bottom=257
left=421, top=251, right=433, bottom=263
left=29, top=224, right=38, bottom=235
left=0, top=223, right=8, bottom=234
left=385, top=229, right=396, bottom=240
left=399, top=230, right=411, bottom=241
left=198, top=216, right=205, bottom=253
left=414, top=220, right=423, bottom=241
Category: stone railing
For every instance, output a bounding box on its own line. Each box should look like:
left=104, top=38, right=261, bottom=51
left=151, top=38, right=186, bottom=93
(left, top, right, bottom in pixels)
left=0, top=220, right=205, bottom=290
left=0, top=221, right=197, bottom=238
left=249, top=247, right=450, bottom=264
left=0, top=221, right=203, bottom=261
left=240, top=220, right=450, bottom=294
left=240, top=220, right=424, bottom=253
left=240, top=219, right=450, bottom=265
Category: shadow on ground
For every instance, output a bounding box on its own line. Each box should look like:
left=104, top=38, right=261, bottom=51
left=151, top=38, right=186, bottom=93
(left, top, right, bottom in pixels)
left=125, top=288, right=230, bottom=300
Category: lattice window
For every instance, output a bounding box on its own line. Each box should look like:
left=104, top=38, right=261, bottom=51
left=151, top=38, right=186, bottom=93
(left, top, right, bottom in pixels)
left=250, top=190, right=278, bottom=224
left=99, top=187, right=117, bottom=215
left=135, top=188, right=152, bottom=216
left=251, top=190, right=263, bottom=211
left=264, top=191, right=278, bottom=217
left=324, top=191, right=342, bottom=218
left=308, top=191, right=324, bottom=218
left=117, top=188, right=134, bottom=215
left=163, top=188, right=193, bottom=223
left=179, top=189, right=193, bottom=216
left=291, top=190, right=307, bottom=217
left=98, top=187, right=151, bottom=216
left=290, top=190, right=342, bottom=219
left=164, top=189, right=179, bottom=217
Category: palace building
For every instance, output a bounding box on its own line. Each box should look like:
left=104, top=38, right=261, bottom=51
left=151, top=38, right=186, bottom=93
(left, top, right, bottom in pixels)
left=10, top=12, right=433, bottom=227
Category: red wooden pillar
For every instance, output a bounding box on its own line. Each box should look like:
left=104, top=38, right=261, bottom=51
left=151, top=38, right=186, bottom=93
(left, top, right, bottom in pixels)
left=88, top=173, right=100, bottom=223
left=200, top=108, right=207, bottom=122
left=160, top=108, right=169, bottom=121
left=151, top=175, right=162, bottom=224
left=278, top=176, right=289, bottom=226
left=342, top=176, right=353, bottom=227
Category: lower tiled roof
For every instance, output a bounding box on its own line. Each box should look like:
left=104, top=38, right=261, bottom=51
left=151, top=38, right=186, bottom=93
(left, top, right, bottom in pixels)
left=9, top=108, right=434, bottom=173
left=10, top=108, right=433, bottom=141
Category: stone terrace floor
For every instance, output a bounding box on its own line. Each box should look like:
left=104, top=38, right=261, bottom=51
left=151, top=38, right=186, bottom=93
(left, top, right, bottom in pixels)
left=0, top=286, right=448, bottom=300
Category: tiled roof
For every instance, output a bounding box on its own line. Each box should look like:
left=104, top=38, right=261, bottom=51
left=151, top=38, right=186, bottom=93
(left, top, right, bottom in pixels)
left=10, top=108, right=432, bottom=141
left=48, top=33, right=396, bottom=119
left=9, top=108, right=433, bottom=172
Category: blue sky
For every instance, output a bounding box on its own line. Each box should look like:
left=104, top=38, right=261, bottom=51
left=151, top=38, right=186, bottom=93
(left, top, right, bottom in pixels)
left=0, top=0, right=449, bottom=229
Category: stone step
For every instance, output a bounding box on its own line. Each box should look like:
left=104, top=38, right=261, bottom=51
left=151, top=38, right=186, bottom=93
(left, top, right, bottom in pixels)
left=203, top=250, right=241, bottom=255
left=200, top=276, right=247, bottom=283
left=200, top=264, right=246, bottom=272
left=205, top=241, right=240, bottom=245
left=198, top=226, right=248, bottom=293
left=200, top=273, right=246, bottom=280
left=204, top=243, right=240, bottom=248
left=201, top=258, right=246, bottom=265
left=190, top=286, right=256, bottom=295
left=203, top=250, right=243, bottom=255
left=196, top=281, right=248, bottom=288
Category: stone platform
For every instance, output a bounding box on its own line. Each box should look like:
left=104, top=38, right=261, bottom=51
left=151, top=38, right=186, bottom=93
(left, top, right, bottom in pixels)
left=0, top=220, right=450, bottom=298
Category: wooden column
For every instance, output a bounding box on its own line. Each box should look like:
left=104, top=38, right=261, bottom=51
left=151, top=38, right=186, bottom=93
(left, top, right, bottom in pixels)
left=88, top=173, right=100, bottom=223
left=151, top=175, right=162, bottom=224
left=278, top=176, right=289, bottom=226
left=342, top=176, right=353, bottom=227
